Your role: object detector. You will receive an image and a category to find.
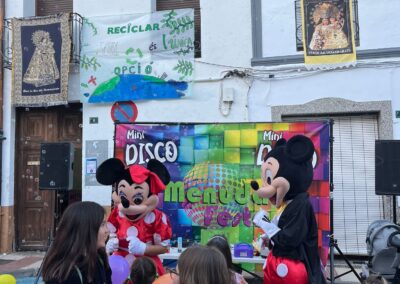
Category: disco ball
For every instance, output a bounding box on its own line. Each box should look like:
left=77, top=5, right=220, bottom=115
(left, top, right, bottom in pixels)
left=183, top=163, right=243, bottom=229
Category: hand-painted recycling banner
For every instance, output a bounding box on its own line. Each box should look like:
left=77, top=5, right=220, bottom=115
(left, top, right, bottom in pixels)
left=301, top=0, right=356, bottom=69
left=115, top=122, right=330, bottom=266
left=81, top=9, right=194, bottom=103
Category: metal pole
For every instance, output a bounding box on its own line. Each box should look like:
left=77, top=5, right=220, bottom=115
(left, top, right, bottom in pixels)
left=394, top=196, right=397, bottom=224
left=329, top=119, right=335, bottom=284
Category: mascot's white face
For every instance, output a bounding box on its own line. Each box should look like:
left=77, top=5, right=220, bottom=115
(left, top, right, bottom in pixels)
left=259, top=156, right=290, bottom=208
left=117, top=179, right=158, bottom=222
left=96, top=158, right=170, bottom=222
left=252, top=135, right=315, bottom=208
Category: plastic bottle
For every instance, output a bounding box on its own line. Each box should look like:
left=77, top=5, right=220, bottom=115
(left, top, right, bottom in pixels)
left=177, top=237, right=183, bottom=252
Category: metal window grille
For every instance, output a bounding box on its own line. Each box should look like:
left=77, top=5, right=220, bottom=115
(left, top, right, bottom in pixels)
left=295, top=0, right=360, bottom=51
left=69, top=13, right=83, bottom=66
left=283, top=114, right=383, bottom=255
left=2, top=13, right=82, bottom=70
left=36, top=0, right=73, bottom=16
left=2, top=18, right=12, bottom=69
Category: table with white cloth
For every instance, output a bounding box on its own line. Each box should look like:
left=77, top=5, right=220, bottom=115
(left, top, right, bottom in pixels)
left=159, top=247, right=266, bottom=280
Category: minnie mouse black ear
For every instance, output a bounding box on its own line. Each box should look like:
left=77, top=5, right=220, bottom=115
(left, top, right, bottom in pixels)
left=285, top=135, right=315, bottom=163
left=147, top=159, right=171, bottom=185
left=96, top=158, right=126, bottom=185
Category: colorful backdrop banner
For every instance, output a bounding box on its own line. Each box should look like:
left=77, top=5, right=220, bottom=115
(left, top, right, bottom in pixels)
left=115, top=122, right=330, bottom=266
left=301, top=0, right=356, bottom=69
left=12, top=13, right=70, bottom=106
left=81, top=9, right=194, bottom=103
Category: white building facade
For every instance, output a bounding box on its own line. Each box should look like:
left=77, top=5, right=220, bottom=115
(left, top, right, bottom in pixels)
left=1, top=0, right=399, bottom=254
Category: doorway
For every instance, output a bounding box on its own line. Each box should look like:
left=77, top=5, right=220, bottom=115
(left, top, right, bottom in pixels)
left=15, top=104, right=82, bottom=250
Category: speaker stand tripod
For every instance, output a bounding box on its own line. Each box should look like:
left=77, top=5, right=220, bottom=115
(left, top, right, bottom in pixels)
left=327, top=120, right=362, bottom=283
left=392, top=195, right=397, bottom=224
left=328, top=235, right=362, bottom=283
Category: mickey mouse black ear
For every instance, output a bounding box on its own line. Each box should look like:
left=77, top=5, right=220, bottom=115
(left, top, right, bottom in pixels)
left=275, top=138, right=287, bottom=148
left=96, top=158, right=126, bottom=185
left=285, top=135, right=315, bottom=163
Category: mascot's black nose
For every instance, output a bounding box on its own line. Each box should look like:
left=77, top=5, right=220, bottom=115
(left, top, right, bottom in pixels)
left=251, top=180, right=259, bottom=191
left=121, top=196, right=130, bottom=208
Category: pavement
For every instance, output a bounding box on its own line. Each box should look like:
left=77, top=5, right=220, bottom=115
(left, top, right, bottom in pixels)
left=0, top=251, right=365, bottom=284
left=0, top=251, right=44, bottom=280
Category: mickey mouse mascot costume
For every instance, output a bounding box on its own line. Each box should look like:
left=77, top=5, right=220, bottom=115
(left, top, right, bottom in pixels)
left=96, top=158, right=172, bottom=275
left=251, top=135, right=326, bottom=284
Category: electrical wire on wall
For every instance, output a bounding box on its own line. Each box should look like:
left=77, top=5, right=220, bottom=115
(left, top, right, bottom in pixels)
left=194, top=57, right=400, bottom=82
left=192, top=68, right=253, bottom=119
left=219, top=70, right=245, bottom=116
left=219, top=70, right=253, bottom=120
left=188, top=57, right=400, bottom=120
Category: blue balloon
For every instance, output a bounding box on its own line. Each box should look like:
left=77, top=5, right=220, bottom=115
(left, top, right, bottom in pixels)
left=108, top=255, right=130, bottom=284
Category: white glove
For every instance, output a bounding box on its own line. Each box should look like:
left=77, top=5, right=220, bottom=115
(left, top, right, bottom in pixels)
left=127, top=236, right=147, bottom=255
left=257, top=235, right=270, bottom=257
left=106, top=234, right=119, bottom=254
left=253, top=209, right=280, bottom=239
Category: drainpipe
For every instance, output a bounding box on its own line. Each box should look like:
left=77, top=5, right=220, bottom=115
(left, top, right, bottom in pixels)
left=0, top=0, right=5, bottom=252
left=0, top=130, right=5, bottom=202
left=0, top=0, right=4, bottom=162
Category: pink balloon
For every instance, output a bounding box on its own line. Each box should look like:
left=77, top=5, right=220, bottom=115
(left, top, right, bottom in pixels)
left=109, top=255, right=130, bottom=284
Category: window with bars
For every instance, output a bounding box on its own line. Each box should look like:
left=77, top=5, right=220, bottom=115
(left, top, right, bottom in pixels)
left=157, top=0, right=201, bottom=58
left=36, top=0, right=72, bottom=16
left=294, top=0, right=360, bottom=51
left=282, top=115, right=383, bottom=255
left=2, top=0, right=80, bottom=69
left=36, top=0, right=81, bottom=66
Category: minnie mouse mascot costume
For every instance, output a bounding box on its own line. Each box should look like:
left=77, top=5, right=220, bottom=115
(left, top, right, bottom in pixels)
left=96, top=158, right=172, bottom=275
left=251, top=135, right=326, bottom=284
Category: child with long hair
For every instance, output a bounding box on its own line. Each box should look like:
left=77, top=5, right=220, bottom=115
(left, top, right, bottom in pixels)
left=42, top=201, right=112, bottom=283
left=207, top=235, right=248, bottom=284
left=123, top=256, right=157, bottom=284
left=171, top=245, right=231, bottom=284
